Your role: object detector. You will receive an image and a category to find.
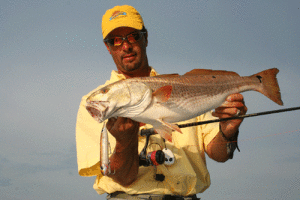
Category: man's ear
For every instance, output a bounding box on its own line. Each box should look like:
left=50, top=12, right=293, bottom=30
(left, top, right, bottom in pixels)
left=104, top=42, right=111, bottom=54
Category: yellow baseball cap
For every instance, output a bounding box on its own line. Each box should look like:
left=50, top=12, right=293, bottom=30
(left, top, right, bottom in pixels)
left=102, top=5, right=144, bottom=39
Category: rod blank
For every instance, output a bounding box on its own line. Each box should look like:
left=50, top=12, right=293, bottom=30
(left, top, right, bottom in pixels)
left=178, top=106, right=300, bottom=128
left=140, top=106, right=300, bottom=136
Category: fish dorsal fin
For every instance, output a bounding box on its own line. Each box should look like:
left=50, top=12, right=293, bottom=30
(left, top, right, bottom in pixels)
left=155, top=73, right=179, bottom=78
left=153, top=85, right=172, bottom=103
left=184, top=69, right=240, bottom=76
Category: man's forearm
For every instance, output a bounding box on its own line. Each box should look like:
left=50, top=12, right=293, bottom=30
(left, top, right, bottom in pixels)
left=108, top=133, right=139, bottom=186
left=105, top=117, right=140, bottom=186
left=209, top=93, right=245, bottom=161
left=206, top=131, right=232, bottom=162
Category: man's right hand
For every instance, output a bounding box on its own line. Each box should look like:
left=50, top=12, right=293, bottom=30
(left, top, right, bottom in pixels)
left=106, top=117, right=140, bottom=142
left=105, top=117, right=140, bottom=186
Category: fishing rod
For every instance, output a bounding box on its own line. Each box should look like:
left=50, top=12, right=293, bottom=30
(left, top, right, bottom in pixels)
left=140, top=106, right=300, bottom=136
left=138, top=106, right=300, bottom=168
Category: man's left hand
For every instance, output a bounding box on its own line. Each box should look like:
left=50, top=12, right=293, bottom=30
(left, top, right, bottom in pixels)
left=212, top=93, right=247, bottom=138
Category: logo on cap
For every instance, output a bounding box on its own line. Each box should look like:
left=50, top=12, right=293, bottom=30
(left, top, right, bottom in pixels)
left=109, top=11, right=127, bottom=21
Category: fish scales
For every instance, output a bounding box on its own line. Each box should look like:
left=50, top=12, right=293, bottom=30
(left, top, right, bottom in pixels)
left=86, top=68, right=283, bottom=142
left=128, top=75, right=257, bottom=114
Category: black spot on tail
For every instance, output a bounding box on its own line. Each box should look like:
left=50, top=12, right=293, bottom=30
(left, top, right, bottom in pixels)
left=256, top=75, right=262, bottom=83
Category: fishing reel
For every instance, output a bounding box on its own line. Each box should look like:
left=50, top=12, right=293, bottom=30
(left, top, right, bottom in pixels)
left=139, top=128, right=176, bottom=182
left=139, top=128, right=165, bottom=167
left=139, top=128, right=175, bottom=167
left=139, top=150, right=165, bottom=167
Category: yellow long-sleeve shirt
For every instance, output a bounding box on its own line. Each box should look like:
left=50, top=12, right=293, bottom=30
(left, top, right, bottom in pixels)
left=76, top=68, right=219, bottom=196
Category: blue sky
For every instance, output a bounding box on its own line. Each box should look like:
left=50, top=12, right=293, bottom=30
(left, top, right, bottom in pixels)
left=1, top=0, right=299, bottom=199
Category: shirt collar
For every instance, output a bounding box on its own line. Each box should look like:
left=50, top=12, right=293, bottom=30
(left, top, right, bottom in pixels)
left=109, top=67, right=158, bottom=82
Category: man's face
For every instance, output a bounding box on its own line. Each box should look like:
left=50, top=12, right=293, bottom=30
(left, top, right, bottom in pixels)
left=105, top=27, right=148, bottom=76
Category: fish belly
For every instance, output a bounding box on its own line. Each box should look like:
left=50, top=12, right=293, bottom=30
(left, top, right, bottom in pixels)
left=131, top=93, right=228, bottom=124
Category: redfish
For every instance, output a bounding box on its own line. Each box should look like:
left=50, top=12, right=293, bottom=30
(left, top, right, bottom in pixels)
left=86, top=68, right=283, bottom=142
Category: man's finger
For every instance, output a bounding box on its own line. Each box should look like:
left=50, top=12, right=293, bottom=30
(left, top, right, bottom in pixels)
left=214, top=107, right=241, bottom=115
left=106, top=117, right=117, bottom=130
left=226, top=93, right=244, bottom=102
left=212, top=112, right=241, bottom=119
left=220, top=101, right=245, bottom=108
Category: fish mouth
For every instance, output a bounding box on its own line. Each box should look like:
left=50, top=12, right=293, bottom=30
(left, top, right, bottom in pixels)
left=85, top=101, right=109, bottom=123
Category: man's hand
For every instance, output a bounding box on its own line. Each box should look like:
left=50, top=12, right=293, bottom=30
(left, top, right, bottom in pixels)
left=106, top=117, right=140, bottom=142
left=212, top=93, right=247, bottom=138
left=105, top=117, right=140, bottom=186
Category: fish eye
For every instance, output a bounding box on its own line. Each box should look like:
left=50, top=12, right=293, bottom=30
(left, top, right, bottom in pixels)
left=101, top=88, right=109, bottom=94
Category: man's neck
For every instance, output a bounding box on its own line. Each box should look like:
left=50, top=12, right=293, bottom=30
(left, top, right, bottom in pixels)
left=119, top=66, right=151, bottom=78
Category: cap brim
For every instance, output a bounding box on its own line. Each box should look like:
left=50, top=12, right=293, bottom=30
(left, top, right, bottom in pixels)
left=103, top=18, right=143, bottom=39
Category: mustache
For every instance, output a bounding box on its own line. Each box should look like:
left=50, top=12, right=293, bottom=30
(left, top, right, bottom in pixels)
left=122, top=52, right=136, bottom=59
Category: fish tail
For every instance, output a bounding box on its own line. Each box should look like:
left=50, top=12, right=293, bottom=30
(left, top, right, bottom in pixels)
left=251, top=68, right=283, bottom=105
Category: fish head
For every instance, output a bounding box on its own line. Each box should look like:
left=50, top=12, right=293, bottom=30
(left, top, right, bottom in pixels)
left=126, top=81, right=151, bottom=106
left=85, top=81, right=132, bottom=122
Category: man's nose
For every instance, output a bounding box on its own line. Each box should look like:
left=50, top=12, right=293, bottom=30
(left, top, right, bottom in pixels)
left=122, top=40, right=132, bottom=51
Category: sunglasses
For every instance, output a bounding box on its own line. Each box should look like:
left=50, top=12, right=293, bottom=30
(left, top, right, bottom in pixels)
left=104, top=32, right=146, bottom=47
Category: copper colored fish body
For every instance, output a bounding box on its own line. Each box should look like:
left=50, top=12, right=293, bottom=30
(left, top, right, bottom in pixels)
left=86, top=68, right=283, bottom=142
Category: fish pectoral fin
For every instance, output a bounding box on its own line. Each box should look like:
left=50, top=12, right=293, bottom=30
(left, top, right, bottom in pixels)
left=153, top=85, right=172, bottom=103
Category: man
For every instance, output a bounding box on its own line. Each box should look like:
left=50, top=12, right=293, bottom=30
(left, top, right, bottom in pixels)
left=76, top=5, right=247, bottom=200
